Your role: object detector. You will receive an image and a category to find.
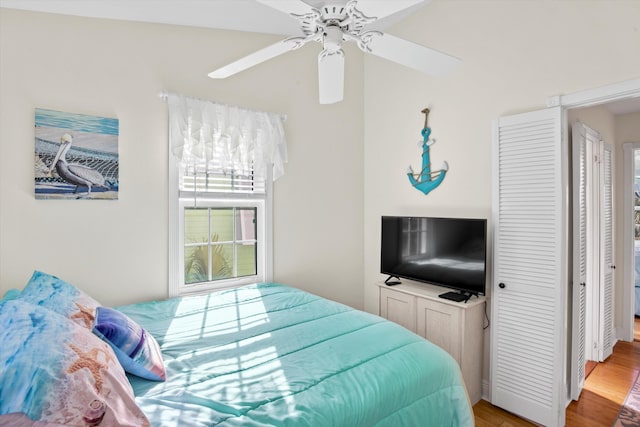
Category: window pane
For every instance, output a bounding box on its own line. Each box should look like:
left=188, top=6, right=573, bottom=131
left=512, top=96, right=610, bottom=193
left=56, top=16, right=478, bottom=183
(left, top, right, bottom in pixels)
left=185, top=245, right=208, bottom=284
left=211, top=243, right=233, bottom=280
left=236, top=242, right=257, bottom=277
left=185, top=209, right=209, bottom=243
left=211, top=208, right=233, bottom=242
left=235, top=208, right=256, bottom=241
left=182, top=204, right=260, bottom=288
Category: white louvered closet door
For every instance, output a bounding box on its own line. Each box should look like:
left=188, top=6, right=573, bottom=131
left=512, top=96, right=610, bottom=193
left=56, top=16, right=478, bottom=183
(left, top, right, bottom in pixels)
left=599, top=142, right=615, bottom=361
left=570, top=122, right=588, bottom=401
left=491, top=107, right=566, bottom=427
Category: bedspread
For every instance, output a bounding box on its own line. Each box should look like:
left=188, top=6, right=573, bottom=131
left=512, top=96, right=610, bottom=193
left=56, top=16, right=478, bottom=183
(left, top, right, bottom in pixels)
left=117, top=283, right=474, bottom=427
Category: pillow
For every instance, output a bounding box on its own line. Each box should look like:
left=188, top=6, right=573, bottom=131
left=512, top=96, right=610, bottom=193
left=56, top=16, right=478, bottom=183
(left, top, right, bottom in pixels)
left=18, top=270, right=101, bottom=329
left=0, top=288, right=21, bottom=302
left=92, top=307, right=166, bottom=382
left=0, top=299, right=150, bottom=426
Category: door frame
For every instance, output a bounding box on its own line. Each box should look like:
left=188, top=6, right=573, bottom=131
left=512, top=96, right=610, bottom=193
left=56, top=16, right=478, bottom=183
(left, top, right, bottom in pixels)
left=548, top=78, right=640, bottom=343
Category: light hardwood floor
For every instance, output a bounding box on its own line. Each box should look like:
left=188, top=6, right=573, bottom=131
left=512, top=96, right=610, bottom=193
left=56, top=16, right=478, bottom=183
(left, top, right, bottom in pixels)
left=474, top=318, right=640, bottom=426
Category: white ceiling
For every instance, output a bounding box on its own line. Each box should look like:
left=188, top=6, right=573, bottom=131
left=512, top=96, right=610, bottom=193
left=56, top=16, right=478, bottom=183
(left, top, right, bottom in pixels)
left=0, top=0, right=303, bottom=35
left=0, top=0, right=426, bottom=37
left=2, top=0, right=639, bottom=114
left=604, top=97, right=640, bottom=115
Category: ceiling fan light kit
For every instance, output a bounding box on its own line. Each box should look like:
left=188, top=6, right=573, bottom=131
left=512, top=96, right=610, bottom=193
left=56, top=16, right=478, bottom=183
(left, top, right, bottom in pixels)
left=208, top=0, right=460, bottom=104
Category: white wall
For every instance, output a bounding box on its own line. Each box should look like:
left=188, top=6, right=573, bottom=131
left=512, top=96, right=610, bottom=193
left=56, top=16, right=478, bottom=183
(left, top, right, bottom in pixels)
left=617, top=113, right=640, bottom=143
left=0, top=8, right=364, bottom=308
left=363, top=0, right=640, bottom=388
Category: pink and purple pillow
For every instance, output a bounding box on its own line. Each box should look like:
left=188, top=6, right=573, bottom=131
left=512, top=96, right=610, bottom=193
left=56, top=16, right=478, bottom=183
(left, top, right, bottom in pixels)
left=92, top=306, right=166, bottom=382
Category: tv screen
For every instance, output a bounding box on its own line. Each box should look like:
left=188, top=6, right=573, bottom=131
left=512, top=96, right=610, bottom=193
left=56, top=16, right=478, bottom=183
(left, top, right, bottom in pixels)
left=381, top=216, right=487, bottom=296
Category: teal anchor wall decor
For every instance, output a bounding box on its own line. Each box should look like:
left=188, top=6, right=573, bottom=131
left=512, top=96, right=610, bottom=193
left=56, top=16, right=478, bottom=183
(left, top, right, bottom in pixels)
left=407, top=108, right=448, bottom=195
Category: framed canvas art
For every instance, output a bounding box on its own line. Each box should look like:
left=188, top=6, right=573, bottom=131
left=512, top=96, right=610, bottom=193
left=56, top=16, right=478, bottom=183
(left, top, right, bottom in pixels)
left=35, top=108, right=119, bottom=200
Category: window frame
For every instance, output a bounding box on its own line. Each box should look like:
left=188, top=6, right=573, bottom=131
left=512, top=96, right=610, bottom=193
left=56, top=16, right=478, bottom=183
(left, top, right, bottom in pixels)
left=169, top=152, right=273, bottom=297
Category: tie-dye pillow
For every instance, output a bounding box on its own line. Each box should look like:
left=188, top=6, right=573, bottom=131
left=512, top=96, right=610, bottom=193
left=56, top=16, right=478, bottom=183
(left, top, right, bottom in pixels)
left=92, top=307, right=166, bottom=382
left=0, top=299, right=150, bottom=426
left=17, top=270, right=100, bottom=329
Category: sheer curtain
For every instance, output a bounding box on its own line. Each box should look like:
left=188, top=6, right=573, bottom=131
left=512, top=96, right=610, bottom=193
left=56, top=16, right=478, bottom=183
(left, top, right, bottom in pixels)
left=167, top=94, right=288, bottom=181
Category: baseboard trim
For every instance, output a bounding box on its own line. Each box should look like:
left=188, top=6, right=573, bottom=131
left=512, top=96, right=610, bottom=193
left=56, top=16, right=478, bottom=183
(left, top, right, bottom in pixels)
left=481, top=379, right=490, bottom=402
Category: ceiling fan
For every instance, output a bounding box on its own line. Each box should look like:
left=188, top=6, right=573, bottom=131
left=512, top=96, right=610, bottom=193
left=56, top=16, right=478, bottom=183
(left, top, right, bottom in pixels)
left=208, top=0, right=460, bottom=104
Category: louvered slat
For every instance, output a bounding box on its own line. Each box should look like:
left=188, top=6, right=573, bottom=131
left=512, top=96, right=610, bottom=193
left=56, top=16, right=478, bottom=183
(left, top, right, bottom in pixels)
left=491, top=107, right=564, bottom=427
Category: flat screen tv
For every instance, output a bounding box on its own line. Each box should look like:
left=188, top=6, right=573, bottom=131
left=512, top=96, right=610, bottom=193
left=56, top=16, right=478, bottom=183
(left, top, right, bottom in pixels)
left=381, top=216, right=487, bottom=302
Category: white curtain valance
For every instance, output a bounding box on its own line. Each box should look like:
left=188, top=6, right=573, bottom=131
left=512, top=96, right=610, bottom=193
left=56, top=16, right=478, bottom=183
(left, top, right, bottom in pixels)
left=167, top=94, right=287, bottom=180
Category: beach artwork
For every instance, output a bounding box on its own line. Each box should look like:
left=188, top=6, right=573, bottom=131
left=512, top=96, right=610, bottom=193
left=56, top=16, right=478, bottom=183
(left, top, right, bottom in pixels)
left=35, top=108, right=119, bottom=200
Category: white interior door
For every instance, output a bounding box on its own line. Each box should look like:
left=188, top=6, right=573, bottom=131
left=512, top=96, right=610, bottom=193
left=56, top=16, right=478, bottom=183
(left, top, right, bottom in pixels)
left=598, top=141, right=615, bottom=361
left=570, top=122, right=587, bottom=400
left=572, top=123, right=616, bottom=369
left=584, top=123, right=601, bottom=363
left=491, top=107, right=566, bottom=427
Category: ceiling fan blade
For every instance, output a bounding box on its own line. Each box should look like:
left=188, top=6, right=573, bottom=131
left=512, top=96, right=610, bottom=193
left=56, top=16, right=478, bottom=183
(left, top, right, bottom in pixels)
left=255, top=0, right=314, bottom=16
left=366, top=33, right=460, bottom=77
left=208, top=39, right=296, bottom=79
left=355, top=0, right=427, bottom=20
left=318, top=51, right=345, bottom=104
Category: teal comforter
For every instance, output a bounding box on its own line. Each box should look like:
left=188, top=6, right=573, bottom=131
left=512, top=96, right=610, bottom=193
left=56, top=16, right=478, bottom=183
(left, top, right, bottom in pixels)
left=117, top=283, right=473, bottom=426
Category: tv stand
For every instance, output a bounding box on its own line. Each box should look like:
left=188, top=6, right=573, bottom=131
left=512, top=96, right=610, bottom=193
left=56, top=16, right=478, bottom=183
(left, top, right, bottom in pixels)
left=377, top=281, right=485, bottom=405
left=439, top=291, right=473, bottom=303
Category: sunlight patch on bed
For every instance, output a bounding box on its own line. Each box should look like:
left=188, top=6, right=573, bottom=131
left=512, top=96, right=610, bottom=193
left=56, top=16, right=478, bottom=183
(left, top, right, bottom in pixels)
left=157, top=288, right=296, bottom=416
left=236, top=288, right=270, bottom=330
left=237, top=334, right=296, bottom=411
left=164, top=288, right=270, bottom=341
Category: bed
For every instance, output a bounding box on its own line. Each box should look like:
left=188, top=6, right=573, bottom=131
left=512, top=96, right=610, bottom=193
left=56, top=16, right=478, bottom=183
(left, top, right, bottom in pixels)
left=0, top=271, right=474, bottom=427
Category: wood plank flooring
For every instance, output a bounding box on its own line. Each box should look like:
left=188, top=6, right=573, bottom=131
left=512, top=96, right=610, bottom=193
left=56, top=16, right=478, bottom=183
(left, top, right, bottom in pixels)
left=474, top=321, right=640, bottom=426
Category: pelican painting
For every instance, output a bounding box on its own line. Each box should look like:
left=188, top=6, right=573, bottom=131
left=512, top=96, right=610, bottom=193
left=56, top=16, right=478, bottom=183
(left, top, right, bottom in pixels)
left=34, top=108, right=119, bottom=200
left=49, top=134, right=110, bottom=196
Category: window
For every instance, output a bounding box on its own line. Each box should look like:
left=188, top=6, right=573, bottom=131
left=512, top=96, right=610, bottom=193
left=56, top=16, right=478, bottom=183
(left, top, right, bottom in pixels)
left=166, top=94, right=285, bottom=297
left=183, top=207, right=258, bottom=284
left=170, top=159, right=273, bottom=296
